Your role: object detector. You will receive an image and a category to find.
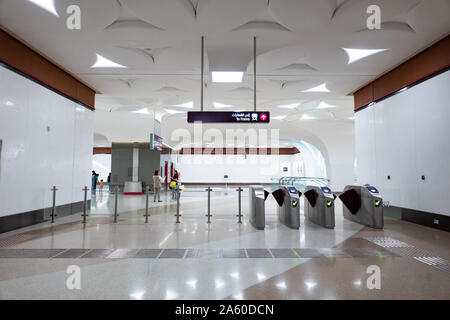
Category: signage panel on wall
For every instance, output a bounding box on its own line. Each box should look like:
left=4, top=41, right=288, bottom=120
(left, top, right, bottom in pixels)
left=150, top=134, right=163, bottom=152
left=187, top=111, right=270, bottom=123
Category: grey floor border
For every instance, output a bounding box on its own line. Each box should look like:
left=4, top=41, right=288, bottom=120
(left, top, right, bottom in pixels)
left=0, top=247, right=402, bottom=260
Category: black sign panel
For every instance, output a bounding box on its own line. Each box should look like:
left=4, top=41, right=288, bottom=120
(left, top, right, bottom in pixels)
left=187, top=111, right=270, bottom=123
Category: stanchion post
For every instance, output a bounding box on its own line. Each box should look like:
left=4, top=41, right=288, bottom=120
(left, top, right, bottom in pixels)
left=50, top=186, right=58, bottom=223
left=205, top=187, right=213, bottom=224
left=175, top=185, right=181, bottom=223
left=114, top=185, right=119, bottom=223
left=82, top=186, right=89, bottom=224
left=144, top=185, right=150, bottom=223
left=236, top=187, right=243, bottom=223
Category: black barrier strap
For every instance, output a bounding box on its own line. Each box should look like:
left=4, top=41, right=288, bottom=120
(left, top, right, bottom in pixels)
left=304, top=189, right=317, bottom=207
left=339, top=189, right=361, bottom=215
left=272, top=189, right=284, bottom=207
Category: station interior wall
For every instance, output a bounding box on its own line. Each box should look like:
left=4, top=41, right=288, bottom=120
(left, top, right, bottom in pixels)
left=0, top=65, right=94, bottom=218
left=355, top=70, right=450, bottom=216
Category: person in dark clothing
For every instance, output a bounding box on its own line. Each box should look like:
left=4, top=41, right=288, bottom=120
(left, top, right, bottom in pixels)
left=107, top=173, right=111, bottom=192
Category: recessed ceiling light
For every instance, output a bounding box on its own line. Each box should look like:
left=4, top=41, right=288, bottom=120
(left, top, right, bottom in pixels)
left=301, top=114, right=316, bottom=120
left=130, top=290, right=145, bottom=300
left=302, top=83, right=329, bottom=93
left=342, top=48, right=388, bottom=64
left=175, top=101, right=194, bottom=109
left=185, top=280, right=197, bottom=289
left=132, top=108, right=150, bottom=114
left=213, top=102, right=234, bottom=109
left=28, top=0, right=59, bottom=17
left=347, top=116, right=355, bottom=120
left=277, top=103, right=299, bottom=109
left=272, top=115, right=287, bottom=120
left=317, top=101, right=336, bottom=109
left=91, top=54, right=127, bottom=68
left=165, top=290, right=178, bottom=300
left=4, top=100, right=15, bottom=106
left=212, top=72, right=244, bottom=83
left=305, top=281, right=317, bottom=289
left=165, top=109, right=184, bottom=114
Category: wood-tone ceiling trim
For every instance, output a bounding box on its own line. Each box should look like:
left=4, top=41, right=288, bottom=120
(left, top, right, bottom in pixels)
left=354, top=35, right=450, bottom=111
left=0, top=28, right=96, bottom=109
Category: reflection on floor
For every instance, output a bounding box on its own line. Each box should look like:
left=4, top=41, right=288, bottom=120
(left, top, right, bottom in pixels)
left=0, top=188, right=448, bottom=299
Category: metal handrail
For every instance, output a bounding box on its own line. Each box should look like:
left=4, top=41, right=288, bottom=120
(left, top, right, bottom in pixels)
left=278, top=176, right=330, bottom=185
left=273, top=176, right=330, bottom=192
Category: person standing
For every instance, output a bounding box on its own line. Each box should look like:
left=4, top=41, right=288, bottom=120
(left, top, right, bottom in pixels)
left=171, top=170, right=179, bottom=200
left=94, top=174, right=99, bottom=192
left=107, top=172, right=111, bottom=192
left=92, top=171, right=97, bottom=192
left=153, top=170, right=163, bottom=202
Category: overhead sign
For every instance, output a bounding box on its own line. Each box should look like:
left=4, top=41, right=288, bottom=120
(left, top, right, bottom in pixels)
left=187, top=111, right=270, bottom=123
left=150, top=133, right=163, bottom=152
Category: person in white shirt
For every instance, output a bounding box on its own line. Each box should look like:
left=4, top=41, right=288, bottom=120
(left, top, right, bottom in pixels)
left=152, top=170, right=164, bottom=202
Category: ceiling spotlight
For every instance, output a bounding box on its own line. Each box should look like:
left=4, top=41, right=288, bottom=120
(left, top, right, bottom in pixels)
left=301, top=114, right=316, bottom=120
left=342, top=48, right=388, bottom=64
left=277, top=103, right=299, bottom=109
left=175, top=101, right=194, bottom=109
left=129, top=290, right=146, bottom=300
left=212, top=72, right=244, bottom=83
left=317, top=101, right=336, bottom=109
left=132, top=108, right=151, bottom=114
left=302, top=83, right=329, bottom=93
left=28, top=0, right=59, bottom=17
left=213, top=102, right=234, bottom=109
left=165, top=109, right=184, bottom=115
left=272, top=115, right=287, bottom=120
left=91, top=54, right=127, bottom=68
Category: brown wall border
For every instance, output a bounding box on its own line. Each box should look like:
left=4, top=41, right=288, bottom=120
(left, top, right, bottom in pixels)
left=177, top=147, right=300, bottom=155
left=93, top=147, right=112, bottom=155
left=0, top=29, right=96, bottom=110
left=354, top=35, right=450, bottom=111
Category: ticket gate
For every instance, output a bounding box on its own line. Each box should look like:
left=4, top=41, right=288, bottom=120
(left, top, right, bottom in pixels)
left=304, top=186, right=335, bottom=229
left=272, top=186, right=301, bottom=229
left=339, top=185, right=384, bottom=229
left=248, top=185, right=270, bottom=230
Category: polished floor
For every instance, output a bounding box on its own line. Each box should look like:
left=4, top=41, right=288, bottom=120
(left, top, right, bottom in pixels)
left=0, top=187, right=448, bottom=300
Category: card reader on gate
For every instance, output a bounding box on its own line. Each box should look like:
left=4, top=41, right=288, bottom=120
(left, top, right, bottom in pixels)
left=288, top=186, right=298, bottom=194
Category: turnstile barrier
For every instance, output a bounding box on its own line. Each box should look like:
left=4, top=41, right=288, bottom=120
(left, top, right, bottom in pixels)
left=248, top=186, right=270, bottom=230
left=272, top=186, right=301, bottom=229
left=304, top=186, right=335, bottom=229
left=339, top=185, right=383, bottom=229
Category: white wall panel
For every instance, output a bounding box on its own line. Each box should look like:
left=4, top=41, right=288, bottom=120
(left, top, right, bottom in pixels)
left=0, top=66, right=94, bottom=217
left=355, top=70, right=450, bottom=216
left=411, top=71, right=450, bottom=215
left=355, top=106, right=376, bottom=185
left=167, top=154, right=303, bottom=183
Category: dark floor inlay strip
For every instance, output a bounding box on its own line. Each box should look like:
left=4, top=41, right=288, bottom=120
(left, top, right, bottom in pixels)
left=246, top=248, right=272, bottom=258
left=52, top=249, right=90, bottom=259
left=159, top=249, right=186, bottom=259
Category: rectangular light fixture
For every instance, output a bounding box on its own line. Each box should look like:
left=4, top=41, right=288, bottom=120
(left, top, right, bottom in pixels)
left=212, top=72, right=244, bottom=83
